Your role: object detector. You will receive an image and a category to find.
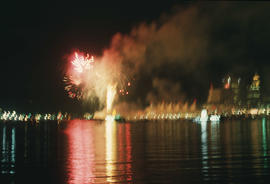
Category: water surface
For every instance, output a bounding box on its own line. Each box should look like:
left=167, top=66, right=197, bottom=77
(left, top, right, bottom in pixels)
left=1, top=119, right=270, bottom=183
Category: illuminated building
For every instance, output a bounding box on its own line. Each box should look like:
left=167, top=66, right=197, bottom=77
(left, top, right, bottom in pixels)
left=222, top=75, right=242, bottom=106
left=207, top=84, right=221, bottom=105
left=206, top=85, right=223, bottom=113
left=231, top=77, right=241, bottom=105
left=207, top=73, right=263, bottom=110
left=206, top=75, right=242, bottom=113
left=247, top=73, right=261, bottom=108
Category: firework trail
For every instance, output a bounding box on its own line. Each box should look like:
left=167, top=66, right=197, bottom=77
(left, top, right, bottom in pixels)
left=63, top=76, right=83, bottom=99
left=106, top=84, right=116, bottom=113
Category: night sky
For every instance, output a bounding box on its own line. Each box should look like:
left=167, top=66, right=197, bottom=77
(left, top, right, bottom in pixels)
left=1, top=1, right=270, bottom=113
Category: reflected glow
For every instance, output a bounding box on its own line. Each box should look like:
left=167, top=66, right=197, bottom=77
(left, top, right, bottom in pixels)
left=117, top=123, right=133, bottom=181
left=262, top=118, right=268, bottom=168
left=1, top=117, right=270, bottom=182
left=1, top=125, right=16, bottom=174
left=105, top=118, right=117, bottom=182
left=125, top=123, right=132, bottom=181
left=2, top=124, right=6, bottom=153
left=24, top=125, right=28, bottom=159
left=11, top=128, right=16, bottom=165
left=201, top=120, right=208, bottom=173
left=210, top=121, right=219, bottom=142
left=67, top=120, right=95, bottom=183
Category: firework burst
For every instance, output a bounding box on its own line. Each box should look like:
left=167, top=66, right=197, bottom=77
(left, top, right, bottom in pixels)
left=64, top=50, right=132, bottom=115
left=63, top=76, right=83, bottom=99
left=64, top=51, right=95, bottom=100
left=72, top=52, right=94, bottom=73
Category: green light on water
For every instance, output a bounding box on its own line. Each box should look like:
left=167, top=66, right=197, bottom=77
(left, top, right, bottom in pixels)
left=262, top=118, right=268, bottom=168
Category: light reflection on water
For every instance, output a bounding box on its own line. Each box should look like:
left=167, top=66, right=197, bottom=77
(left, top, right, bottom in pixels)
left=200, top=120, right=208, bottom=177
left=1, top=124, right=15, bottom=174
left=65, top=119, right=133, bottom=183
left=105, top=118, right=117, bottom=183
left=262, top=118, right=268, bottom=168
left=66, top=120, right=95, bottom=184
left=0, top=119, right=270, bottom=183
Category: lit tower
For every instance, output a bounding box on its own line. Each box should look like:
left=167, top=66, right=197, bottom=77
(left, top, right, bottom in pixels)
left=247, top=73, right=261, bottom=108
left=231, top=77, right=241, bottom=106
left=250, top=73, right=260, bottom=91
left=223, top=75, right=231, bottom=89
left=222, top=75, right=241, bottom=106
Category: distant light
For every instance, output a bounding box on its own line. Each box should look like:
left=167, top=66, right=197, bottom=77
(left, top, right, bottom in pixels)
left=210, top=115, right=220, bottom=122
left=224, top=83, right=230, bottom=89
left=250, top=108, right=258, bottom=115
left=200, top=109, right=208, bottom=122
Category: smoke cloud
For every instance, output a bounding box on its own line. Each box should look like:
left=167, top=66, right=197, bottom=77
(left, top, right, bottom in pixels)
left=97, top=2, right=270, bottom=111
left=64, top=2, right=270, bottom=115
left=96, top=6, right=209, bottom=110
left=146, top=78, right=185, bottom=104
left=102, top=6, right=209, bottom=75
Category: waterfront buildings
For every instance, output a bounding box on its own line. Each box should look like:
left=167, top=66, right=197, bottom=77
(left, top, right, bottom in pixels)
left=206, top=73, right=266, bottom=114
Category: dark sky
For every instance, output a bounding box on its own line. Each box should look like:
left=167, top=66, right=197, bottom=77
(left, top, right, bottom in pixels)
left=0, top=1, right=180, bottom=112
left=1, top=1, right=270, bottom=113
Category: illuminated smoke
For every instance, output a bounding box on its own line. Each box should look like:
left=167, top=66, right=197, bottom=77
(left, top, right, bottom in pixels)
left=97, top=3, right=269, bottom=109
left=94, top=6, right=209, bottom=111
left=64, top=7, right=204, bottom=112
left=146, top=78, right=186, bottom=104
left=64, top=3, right=268, bottom=114
left=101, top=6, right=209, bottom=78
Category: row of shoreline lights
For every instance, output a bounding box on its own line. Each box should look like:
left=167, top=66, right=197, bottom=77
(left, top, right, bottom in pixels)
left=0, top=111, right=68, bottom=122
left=1, top=107, right=269, bottom=122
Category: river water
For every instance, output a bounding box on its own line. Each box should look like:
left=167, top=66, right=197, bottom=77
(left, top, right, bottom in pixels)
left=0, top=119, right=270, bottom=183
